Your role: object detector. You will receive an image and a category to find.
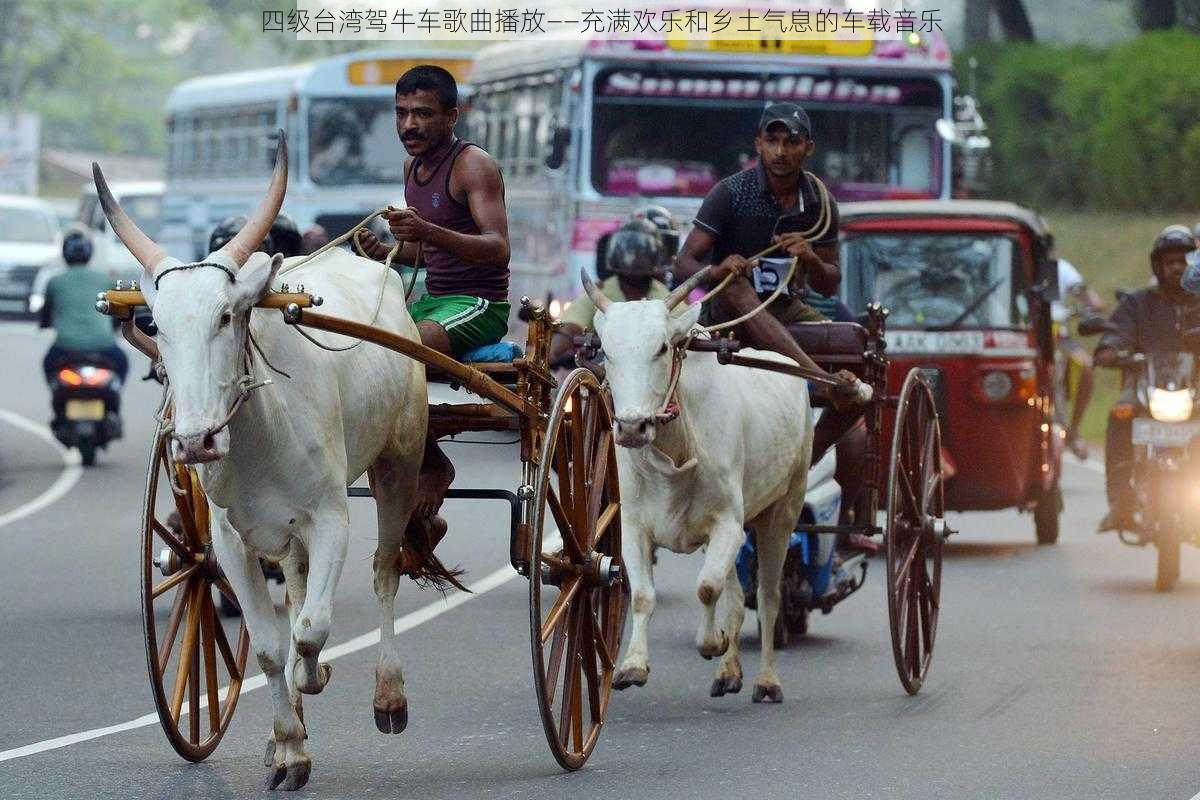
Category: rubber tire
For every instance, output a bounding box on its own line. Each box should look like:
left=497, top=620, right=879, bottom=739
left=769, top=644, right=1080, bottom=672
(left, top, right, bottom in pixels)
left=1156, top=527, right=1181, bottom=593
left=1035, top=485, right=1061, bottom=545
left=79, top=439, right=97, bottom=467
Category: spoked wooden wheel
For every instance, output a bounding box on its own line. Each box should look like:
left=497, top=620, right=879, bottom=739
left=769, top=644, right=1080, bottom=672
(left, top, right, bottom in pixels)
left=885, top=369, right=946, bottom=695
left=529, top=368, right=628, bottom=771
left=141, top=425, right=250, bottom=761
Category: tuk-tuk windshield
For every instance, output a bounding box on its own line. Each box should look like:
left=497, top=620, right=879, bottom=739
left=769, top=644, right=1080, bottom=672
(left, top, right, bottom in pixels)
left=842, top=233, right=1023, bottom=329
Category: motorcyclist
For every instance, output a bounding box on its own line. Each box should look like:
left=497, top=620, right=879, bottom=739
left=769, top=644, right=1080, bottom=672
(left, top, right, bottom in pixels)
left=208, top=213, right=302, bottom=257
left=39, top=226, right=128, bottom=408
left=1095, top=225, right=1200, bottom=532
left=549, top=217, right=671, bottom=366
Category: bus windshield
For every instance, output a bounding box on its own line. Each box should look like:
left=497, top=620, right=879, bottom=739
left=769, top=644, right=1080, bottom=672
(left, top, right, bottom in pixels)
left=842, top=233, right=1023, bottom=329
left=308, top=97, right=405, bottom=186
left=590, top=69, right=943, bottom=199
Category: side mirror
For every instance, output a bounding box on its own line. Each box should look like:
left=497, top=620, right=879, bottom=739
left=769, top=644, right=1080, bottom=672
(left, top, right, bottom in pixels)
left=545, top=126, right=570, bottom=170
left=1077, top=316, right=1118, bottom=337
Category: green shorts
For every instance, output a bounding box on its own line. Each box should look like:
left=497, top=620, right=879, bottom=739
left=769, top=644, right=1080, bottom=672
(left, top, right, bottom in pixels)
left=408, top=294, right=511, bottom=357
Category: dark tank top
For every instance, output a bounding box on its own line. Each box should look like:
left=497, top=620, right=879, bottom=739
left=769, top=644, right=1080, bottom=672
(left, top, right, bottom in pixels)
left=404, top=139, right=508, bottom=302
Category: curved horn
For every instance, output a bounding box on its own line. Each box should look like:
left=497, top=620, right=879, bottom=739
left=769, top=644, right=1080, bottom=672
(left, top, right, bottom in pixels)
left=220, top=130, right=288, bottom=267
left=581, top=269, right=612, bottom=312
left=664, top=265, right=712, bottom=310
left=92, top=162, right=166, bottom=272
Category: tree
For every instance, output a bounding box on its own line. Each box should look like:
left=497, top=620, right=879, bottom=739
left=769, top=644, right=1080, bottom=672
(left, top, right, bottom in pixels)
left=992, top=0, right=1035, bottom=41
left=1135, top=0, right=1178, bottom=28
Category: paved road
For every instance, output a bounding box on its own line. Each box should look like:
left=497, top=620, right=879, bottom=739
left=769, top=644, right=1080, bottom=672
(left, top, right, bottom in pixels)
left=2, top=322, right=1199, bottom=800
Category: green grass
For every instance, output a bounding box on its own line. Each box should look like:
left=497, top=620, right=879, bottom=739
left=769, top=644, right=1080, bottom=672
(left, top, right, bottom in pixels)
left=1044, top=209, right=1198, bottom=443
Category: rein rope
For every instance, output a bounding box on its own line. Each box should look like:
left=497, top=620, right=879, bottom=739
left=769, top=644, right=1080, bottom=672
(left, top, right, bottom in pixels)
left=652, top=173, right=834, bottom=424
left=278, top=207, right=423, bottom=353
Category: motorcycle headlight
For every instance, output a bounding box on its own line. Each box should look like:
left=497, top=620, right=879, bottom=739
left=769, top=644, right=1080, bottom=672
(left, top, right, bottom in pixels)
left=1149, top=388, right=1194, bottom=423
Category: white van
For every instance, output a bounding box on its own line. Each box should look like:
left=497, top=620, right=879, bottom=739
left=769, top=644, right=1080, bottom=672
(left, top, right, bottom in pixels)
left=0, top=194, right=62, bottom=317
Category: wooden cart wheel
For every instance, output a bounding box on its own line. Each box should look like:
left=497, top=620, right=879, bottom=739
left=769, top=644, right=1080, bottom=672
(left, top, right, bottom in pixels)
left=141, top=424, right=250, bottom=761
left=529, top=368, right=628, bottom=771
left=885, top=369, right=945, bottom=696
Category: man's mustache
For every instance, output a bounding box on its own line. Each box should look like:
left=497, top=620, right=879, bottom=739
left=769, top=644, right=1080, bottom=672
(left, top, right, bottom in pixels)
left=402, top=131, right=426, bottom=142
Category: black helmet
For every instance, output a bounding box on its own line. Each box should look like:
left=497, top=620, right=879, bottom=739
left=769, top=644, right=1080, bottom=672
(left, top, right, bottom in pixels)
left=606, top=218, right=665, bottom=278
left=62, top=227, right=93, bottom=266
left=1151, top=225, right=1196, bottom=261
left=632, top=204, right=679, bottom=260
left=270, top=213, right=303, bottom=258
left=208, top=215, right=273, bottom=257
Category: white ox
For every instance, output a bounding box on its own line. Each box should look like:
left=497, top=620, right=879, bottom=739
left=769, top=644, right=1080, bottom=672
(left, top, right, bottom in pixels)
left=95, top=136, right=431, bottom=790
left=585, top=273, right=813, bottom=702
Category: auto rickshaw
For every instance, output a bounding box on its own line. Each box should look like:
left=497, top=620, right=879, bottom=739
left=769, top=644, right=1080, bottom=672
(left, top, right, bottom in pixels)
left=840, top=200, right=1063, bottom=543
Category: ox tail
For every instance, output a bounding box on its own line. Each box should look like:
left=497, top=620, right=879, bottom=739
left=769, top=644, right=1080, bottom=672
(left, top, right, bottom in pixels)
left=400, top=515, right=470, bottom=594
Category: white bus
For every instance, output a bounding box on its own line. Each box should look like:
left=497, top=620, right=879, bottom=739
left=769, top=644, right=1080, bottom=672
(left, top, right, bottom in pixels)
left=161, top=47, right=475, bottom=261
left=467, top=23, right=961, bottom=307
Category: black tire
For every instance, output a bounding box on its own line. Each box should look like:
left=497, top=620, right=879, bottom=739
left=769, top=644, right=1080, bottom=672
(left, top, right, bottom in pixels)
left=1156, top=526, right=1181, bottom=592
left=79, top=439, right=97, bottom=467
left=1035, top=484, right=1061, bottom=545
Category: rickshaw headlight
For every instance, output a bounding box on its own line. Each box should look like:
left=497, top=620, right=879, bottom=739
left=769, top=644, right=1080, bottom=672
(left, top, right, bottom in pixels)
left=981, top=371, right=1013, bottom=401
left=1149, top=388, right=1193, bottom=423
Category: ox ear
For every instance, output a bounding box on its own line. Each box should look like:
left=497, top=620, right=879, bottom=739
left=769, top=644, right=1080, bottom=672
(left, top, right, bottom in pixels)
left=231, top=252, right=284, bottom=312
left=668, top=301, right=701, bottom=343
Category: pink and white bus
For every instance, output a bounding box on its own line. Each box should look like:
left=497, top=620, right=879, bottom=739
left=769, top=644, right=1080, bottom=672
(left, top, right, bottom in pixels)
left=468, top=23, right=961, bottom=311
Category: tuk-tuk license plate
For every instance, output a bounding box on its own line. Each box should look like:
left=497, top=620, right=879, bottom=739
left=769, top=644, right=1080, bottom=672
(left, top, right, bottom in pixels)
left=1132, top=419, right=1200, bottom=447
left=65, top=399, right=105, bottom=421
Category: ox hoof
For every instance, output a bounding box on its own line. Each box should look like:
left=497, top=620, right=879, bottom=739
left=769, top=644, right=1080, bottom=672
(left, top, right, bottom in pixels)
left=710, top=674, right=743, bottom=697
left=698, top=632, right=729, bottom=661
left=613, top=666, right=649, bottom=690
left=267, top=758, right=311, bottom=792
left=751, top=684, right=784, bottom=704
left=374, top=702, right=408, bottom=735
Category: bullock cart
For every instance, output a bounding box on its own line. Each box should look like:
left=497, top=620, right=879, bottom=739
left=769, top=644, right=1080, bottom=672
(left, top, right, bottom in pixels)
left=97, top=287, right=628, bottom=771
left=575, top=302, right=950, bottom=695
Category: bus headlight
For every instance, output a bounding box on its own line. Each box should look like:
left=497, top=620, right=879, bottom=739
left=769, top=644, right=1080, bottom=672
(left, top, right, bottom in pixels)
left=1149, top=388, right=1193, bottom=422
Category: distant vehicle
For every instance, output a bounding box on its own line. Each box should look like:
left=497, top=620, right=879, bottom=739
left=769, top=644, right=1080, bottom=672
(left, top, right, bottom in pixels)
left=28, top=181, right=164, bottom=315
left=0, top=194, right=62, bottom=317
left=468, top=16, right=970, bottom=306
left=158, top=47, right=475, bottom=261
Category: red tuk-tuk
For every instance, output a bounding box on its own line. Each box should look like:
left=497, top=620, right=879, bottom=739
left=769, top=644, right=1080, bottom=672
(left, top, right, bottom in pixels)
left=840, top=200, right=1063, bottom=543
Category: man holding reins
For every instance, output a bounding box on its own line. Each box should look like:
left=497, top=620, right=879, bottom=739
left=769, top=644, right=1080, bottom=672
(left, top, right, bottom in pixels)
left=357, top=65, right=511, bottom=558
left=674, top=102, right=869, bottom=530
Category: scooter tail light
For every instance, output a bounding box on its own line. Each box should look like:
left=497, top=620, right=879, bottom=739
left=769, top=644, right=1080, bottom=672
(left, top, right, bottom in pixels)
left=82, top=368, right=113, bottom=387
left=1111, top=402, right=1136, bottom=421
left=58, top=368, right=83, bottom=387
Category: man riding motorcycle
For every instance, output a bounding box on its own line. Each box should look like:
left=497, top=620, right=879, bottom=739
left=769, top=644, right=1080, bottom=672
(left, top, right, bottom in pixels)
left=549, top=216, right=672, bottom=367
left=40, top=227, right=128, bottom=397
left=1096, top=225, right=1200, bottom=532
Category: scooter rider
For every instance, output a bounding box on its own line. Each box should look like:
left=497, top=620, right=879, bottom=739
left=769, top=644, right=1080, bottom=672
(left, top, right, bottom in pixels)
left=1096, top=225, right=1200, bottom=532
left=40, top=226, right=128, bottom=397
left=549, top=217, right=672, bottom=366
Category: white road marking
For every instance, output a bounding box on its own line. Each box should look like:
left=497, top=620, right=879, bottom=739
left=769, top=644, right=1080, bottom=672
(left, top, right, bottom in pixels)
left=0, top=563, right=520, bottom=763
left=0, top=408, right=83, bottom=530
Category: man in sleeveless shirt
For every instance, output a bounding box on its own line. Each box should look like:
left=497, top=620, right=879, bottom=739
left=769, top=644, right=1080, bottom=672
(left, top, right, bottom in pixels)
left=358, top=65, right=512, bottom=542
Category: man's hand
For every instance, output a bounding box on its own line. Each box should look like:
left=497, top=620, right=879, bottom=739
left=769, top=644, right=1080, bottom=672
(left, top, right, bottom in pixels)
left=385, top=207, right=432, bottom=243
left=354, top=229, right=392, bottom=261
left=773, top=232, right=818, bottom=265
left=711, top=254, right=753, bottom=282
left=829, top=369, right=869, bottom=412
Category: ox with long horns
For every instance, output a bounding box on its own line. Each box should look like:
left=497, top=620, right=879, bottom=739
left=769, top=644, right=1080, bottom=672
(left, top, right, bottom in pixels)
left=583, top=269, right=813, bottom=702
left=95, top=133, right=433, bottom=790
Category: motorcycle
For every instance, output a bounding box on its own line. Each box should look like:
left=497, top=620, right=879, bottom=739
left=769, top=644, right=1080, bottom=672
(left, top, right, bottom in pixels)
left=1081, top=316, right=1200, bottom=591
left=47, top=355, right=123, bottom=466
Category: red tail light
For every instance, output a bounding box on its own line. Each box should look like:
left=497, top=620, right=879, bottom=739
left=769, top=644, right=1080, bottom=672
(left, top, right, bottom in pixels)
left=58, top=368, right=83, bottom=387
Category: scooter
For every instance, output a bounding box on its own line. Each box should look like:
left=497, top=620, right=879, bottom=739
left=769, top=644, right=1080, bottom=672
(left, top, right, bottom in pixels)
left=47, top=356, right=123, bottom=466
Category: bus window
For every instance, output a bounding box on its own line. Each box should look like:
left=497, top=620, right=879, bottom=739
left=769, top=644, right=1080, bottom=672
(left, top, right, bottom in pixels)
left=308, top=98, right=404, bottom=185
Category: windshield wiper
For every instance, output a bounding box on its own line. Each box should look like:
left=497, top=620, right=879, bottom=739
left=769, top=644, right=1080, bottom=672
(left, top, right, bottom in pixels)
left=926, top=277, right=1006, bottom=331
